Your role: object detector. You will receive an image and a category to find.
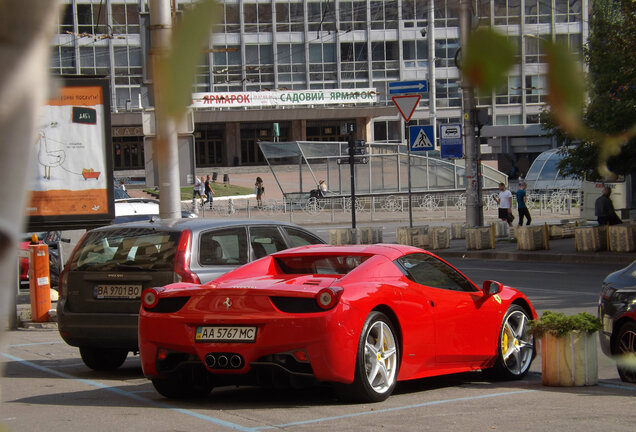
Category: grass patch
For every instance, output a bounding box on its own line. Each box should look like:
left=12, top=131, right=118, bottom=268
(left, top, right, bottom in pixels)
left=145, top=183, right=254, bottom=200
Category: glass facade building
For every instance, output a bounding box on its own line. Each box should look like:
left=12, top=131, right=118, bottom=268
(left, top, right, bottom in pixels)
left=50, top=0, right=588, bottom=175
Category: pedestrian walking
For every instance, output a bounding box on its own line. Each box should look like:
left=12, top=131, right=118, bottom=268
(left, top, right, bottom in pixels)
left=495, top=182, right=514, bottom=226
left=595, top=186, right=622, bottom=225
left=204, top=174, right=214, bottom=209
left=516, top=182, right=531, bottom=226
left=193, top=175, right=205, bottom=207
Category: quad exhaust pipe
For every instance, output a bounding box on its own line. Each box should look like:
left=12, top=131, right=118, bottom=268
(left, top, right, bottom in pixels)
left=205, top=353, right=243, bottom=369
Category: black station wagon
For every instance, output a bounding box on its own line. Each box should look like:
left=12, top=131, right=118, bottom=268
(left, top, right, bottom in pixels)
left=57, top=219, right=324, bottom=371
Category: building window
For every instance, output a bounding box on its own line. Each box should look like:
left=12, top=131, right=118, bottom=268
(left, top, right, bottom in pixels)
left=58, top=4, right=73, bottom=34
left=403, top=39, right=429, bottom=68
left=435, top=78, right=461, bottom=107
left=434, top=0, right=460, bottom=28
left=50, top=46, right=76, bottom=75
left=218, top=2, right=240, bottom=33
left=496, top=75, right=522, bottom=105
left=213, top=46, right=242, bottom=88
left=402, top=0, right=429, bottom=29
left=525, top=0, right=552, bottom=24
left=277, top=43, right=306, bottom=86
left=339, top=1, right=367, bottom=31
left=341, top=42, right=368, bottom=81
left=111, top=2, right=140, bottom=35
left=276, top=1, right=305, bottom=32
left=494, top=0, right=521, bottom=25
left=194, top=54, right=210, bottom=92
left=307, top=0, right=336, bottom=32
left=370, top=1, right=398, bottom=30
left=555, top=0, right=582, bottom=23
left=309, top=43, right=338, bottom=84
left=77, top=3, right=108, bottom=35
left=245, top=45, right=274, bottom=87
left=434, top=38, right=460, bottom=68
left=525, top=75, right=547, bottom=104
left=525, top=36, right=547, bottom=64
left=243, top=2, right=272, bottom=33
left=555, top=33, right=583, bottom=55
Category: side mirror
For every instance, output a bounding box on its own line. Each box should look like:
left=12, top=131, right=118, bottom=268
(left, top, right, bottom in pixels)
left=482, top=280, right=503, bottom=295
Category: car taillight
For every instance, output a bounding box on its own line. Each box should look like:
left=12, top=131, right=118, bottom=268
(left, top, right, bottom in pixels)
left=58, top=269, right=68, bottom=299
left=315, top=287, right=343, bottom=310
left=174, top=230, right=200, bottom=284
left=142, top=287, right=164, bottom=309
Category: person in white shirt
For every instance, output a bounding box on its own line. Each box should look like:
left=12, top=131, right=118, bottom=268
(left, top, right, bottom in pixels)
left=495, top=182, right=514, bottom=226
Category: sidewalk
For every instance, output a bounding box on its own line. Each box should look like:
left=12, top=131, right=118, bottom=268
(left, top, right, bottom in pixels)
left=122, top=165, right=635, bottom=267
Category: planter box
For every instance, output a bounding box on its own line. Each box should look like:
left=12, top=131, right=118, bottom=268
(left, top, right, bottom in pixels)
left=429, top=226, right=450, bottom=249
left=451, top=223, right=466, bottom=240
left=329, top=228, right=358, bottom=245
left=358, top=227, right=382, bottom=245
left=466, top=226, right=494, bottom=250
left=396, top=226, right=429, bottom=248
left=517, top=225, right=548, bottom=251
left=574, top=226, right=607, bottom=252
left=493, top=221, right=510, bottom=238
left=549, top=223, right=577, bottom=239
left=541, top=332, right=598, bottom=386
left=608, top=223, right=636, bottom=252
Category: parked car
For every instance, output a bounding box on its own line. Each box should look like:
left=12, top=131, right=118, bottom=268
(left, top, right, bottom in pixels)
left=138, top=244, right=537, bottom=401
left=114, top=187, right=197, bottom=221
left=598, top=260, right=636, bottom=383
left=57, top=219, right=325, bottom=371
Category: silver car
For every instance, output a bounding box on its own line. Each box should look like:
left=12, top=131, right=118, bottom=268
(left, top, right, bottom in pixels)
left=57, top=218, right=325, bottom=371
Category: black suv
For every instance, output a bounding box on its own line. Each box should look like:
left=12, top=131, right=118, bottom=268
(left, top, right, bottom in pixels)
left=57, top=218, right=324, bottom=371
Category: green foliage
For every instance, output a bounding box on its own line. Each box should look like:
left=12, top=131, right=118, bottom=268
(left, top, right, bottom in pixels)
left=530, top=311, right=602, bottom=337
left=462, top=28, right=516, bottom=94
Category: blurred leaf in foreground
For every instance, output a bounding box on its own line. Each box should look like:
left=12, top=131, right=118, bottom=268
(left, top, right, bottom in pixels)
left=157, top=0, right=221, bottom=119
left=462, top=28, right=516, bottom=95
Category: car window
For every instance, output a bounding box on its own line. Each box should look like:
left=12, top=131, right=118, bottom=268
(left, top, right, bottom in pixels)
left=199, top=227, right=248, bottom=266
left=276, top=255, right=370, bottom=275
left=113, top=187, right=131, bottom=200
left=395, top=253, right=477, bottom=292
left=282, top=226, right=324, bottom=247
left=249, top=226, right=288, bottom=259
left=70, top=228, right=179, bottom=271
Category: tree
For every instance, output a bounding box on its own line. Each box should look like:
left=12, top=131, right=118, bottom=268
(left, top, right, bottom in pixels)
left=554, top=0, right=636, bottom=180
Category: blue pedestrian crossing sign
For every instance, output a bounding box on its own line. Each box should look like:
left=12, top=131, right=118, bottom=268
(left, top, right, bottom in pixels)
left=409, top=125, right=435, bottom=151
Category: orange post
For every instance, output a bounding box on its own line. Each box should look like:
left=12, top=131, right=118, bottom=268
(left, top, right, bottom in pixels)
left=28, top=234, right=51, bottom=322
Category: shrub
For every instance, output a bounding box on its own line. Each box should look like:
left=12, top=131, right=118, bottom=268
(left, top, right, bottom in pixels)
left=529, top=311, right=602, bottom=337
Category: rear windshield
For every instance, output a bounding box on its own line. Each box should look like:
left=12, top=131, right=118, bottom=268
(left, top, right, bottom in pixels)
left=275, top=255, right=370, bottom=275
left=69, top=228, right=181, bottom=271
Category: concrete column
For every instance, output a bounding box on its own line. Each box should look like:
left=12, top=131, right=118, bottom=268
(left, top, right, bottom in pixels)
left=224, top=122, right=240, bottom=166
left=290, top=119, right=306, bottom=141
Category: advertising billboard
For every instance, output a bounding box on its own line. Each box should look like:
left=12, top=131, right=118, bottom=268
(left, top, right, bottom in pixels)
left=26, top=77, right=114, bottom=231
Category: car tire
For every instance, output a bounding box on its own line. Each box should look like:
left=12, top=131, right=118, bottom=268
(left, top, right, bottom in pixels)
left=484, top=305, right=534, bottom=380
left=338, top=311, right=399, bottom=403
left=613, top=321, right=636, bottom=383
left=79, top=347, right=128, bottom=371
left=151, top=367, right=214, bottom=399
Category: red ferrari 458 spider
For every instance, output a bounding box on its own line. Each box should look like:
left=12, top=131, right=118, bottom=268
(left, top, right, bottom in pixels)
left=139, top=244, right=537, bottom=402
